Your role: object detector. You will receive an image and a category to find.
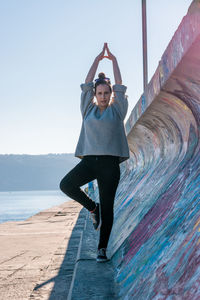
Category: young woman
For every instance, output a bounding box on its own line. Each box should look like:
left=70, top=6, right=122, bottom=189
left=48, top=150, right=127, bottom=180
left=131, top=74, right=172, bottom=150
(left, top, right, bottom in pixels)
left=60, top=43, right=129, bottom=262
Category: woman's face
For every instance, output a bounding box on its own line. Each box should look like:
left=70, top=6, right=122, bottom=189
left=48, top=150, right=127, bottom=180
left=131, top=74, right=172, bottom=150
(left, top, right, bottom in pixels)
left=95, top=84, right=111, bottom=111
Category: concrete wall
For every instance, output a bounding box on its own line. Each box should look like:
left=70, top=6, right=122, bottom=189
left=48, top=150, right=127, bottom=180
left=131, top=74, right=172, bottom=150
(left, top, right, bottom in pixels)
left=108, top=2, right=200, bottom=299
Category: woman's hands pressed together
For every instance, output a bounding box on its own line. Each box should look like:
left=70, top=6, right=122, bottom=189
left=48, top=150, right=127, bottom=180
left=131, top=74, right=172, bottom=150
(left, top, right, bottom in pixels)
left=104, top=44, right=122, bottom=84
left=104, top=43, right=116, bottom=61
left=85, top=44, right=106, bottom=83
left=95, top=43, right=107, bottom=62
left=85, top=43, right=122, bottom=85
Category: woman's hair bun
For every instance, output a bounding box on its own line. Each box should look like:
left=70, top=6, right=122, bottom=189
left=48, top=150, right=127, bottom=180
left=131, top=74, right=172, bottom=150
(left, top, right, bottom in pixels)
left=98, top=72, right=106, bottom=80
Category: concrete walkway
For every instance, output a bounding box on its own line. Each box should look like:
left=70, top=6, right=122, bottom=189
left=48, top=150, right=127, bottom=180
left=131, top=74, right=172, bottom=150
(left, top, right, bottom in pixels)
left=0, top=200, right=86, bottom=300
left=0, top=200, right=118, bottom=300
left=68, top=211, right=119, bottom=300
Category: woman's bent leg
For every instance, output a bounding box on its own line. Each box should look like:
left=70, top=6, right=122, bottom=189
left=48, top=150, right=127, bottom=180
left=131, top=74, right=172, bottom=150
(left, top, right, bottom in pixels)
left=96, top=158, right=120, bottom=249
left=60, top=159, right=96, bottom=211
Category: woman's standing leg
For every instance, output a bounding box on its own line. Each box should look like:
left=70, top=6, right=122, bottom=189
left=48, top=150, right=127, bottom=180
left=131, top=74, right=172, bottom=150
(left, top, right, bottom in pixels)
left=96, top=157, right=120, bottom=250
left=60, top=158, right=97, bottom=211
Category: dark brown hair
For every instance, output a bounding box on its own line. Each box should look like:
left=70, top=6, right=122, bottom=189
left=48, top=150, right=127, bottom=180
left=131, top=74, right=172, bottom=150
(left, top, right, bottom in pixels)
left=94, top=72, right=112, bottom=94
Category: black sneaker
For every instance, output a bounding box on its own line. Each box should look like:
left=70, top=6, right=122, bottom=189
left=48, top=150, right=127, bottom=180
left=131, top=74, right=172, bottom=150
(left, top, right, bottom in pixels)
left=96, top=248, right=109, bottom=262
left=90, top=203, right=100, bottom=230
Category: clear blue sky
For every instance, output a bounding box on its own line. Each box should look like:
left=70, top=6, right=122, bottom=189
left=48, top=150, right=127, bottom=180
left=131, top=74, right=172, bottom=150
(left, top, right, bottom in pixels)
left=0, top=0, right=192, bottom=154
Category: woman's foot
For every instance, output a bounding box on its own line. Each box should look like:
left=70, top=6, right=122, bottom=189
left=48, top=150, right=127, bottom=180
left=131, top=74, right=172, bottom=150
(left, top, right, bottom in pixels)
left=96, top=248, right=109, bottom=262
left=90, top=203, right=100, bottom=230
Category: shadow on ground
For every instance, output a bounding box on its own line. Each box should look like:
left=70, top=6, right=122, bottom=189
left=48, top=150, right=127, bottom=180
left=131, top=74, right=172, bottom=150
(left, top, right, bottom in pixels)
left=30, top=207, right=87, bottom=299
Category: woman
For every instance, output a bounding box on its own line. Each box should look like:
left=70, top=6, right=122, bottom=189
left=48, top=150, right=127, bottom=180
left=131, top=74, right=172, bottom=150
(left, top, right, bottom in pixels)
left=60, top=43, right=129, bottom=262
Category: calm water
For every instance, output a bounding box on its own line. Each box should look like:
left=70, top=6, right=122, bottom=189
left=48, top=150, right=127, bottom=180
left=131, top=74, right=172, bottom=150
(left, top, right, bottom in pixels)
left=0, top=190, right=70, bottom=224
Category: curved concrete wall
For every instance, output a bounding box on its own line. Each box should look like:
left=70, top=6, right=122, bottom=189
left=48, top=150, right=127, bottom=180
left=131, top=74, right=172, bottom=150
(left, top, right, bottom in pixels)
left=107, top=2, right=200, bottom=299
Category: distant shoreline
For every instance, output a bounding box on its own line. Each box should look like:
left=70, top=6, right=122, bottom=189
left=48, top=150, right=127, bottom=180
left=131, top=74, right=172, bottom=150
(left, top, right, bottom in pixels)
left=0, top=153, right=79, bottom=191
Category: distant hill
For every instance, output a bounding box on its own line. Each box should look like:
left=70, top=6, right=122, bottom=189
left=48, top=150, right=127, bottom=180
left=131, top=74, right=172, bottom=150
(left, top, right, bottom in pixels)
left=0, top=154, right=80, bottom=191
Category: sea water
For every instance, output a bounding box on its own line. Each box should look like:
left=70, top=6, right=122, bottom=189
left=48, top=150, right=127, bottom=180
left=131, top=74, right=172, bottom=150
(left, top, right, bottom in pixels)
left=0, top=190, right=70, bottom=224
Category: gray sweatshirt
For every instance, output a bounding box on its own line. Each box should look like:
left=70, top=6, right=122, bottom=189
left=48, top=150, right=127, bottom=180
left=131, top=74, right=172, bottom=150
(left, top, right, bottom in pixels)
left=75, top=81, right=130, bottom=163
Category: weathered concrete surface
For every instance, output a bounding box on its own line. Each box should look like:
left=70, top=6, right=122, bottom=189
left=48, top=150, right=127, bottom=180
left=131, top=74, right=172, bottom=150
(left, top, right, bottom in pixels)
left=68, top=211, right=119, bottom=300
left=0, top=200, right=86, bottom=300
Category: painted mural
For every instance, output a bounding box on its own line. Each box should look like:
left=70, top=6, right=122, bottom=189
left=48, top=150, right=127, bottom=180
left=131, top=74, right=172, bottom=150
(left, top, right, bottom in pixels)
left=104, top=1, right=200, bottom=299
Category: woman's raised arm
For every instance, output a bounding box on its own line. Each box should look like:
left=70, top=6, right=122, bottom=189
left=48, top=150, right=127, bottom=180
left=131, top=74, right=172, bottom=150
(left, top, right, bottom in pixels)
left=85, top=44, right=106, bottom=83
left=105, top=44, right=122, bottom=85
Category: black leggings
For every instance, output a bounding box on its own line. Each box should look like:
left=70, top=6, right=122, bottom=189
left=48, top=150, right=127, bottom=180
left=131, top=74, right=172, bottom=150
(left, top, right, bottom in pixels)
left=59, top=155, right=120, bottom=249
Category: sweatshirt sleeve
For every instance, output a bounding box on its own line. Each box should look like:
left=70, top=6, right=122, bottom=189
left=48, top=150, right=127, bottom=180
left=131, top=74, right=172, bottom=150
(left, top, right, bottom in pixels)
left=80, top=81, right=94, bottom=118
left=112, top=84, right=128, bottom=120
